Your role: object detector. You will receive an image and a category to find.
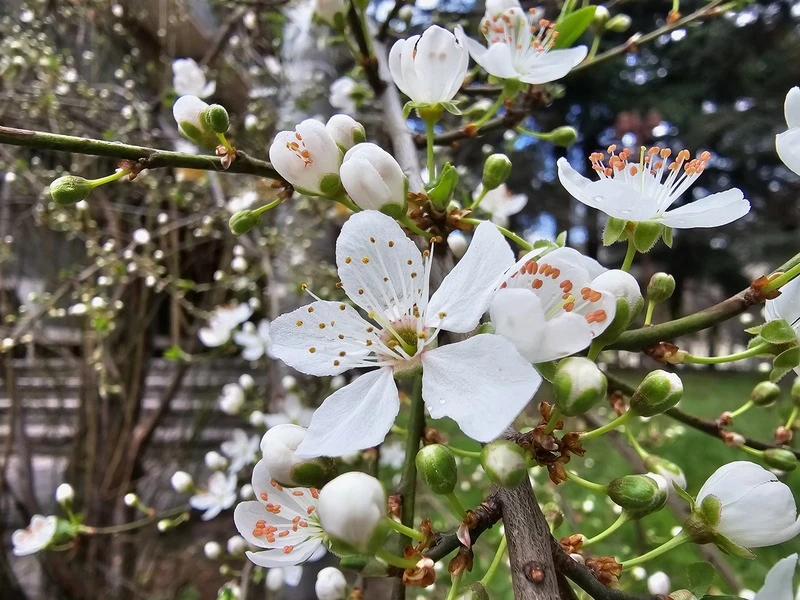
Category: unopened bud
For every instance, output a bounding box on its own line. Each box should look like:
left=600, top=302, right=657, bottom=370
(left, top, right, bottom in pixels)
left=229, top=210, right=261, bottom=235
left=607, top=473, right=668, bottom=517
left=204, top=541, right=222, bottom=560
left=315, top=566, right=348, bottom=600
left=763, top=448, right=797, bottom=472
left=751, top=381, right=780, bottom=407
left=50, top=175, right=94, bottom=205
left=480, top=440, right=527, bottom=488
left=482, top=154, right=512, bottom=191
left=548, top=126, right=578, bottom=148
left=553, top=357, right=607, bottom=416
left=606, top=14, right=632, bottom=32
left=157, top=519, right=171, bottom=532
left=398, top=4, right=413, bottom=22
left=261, top=424, right=336, bottom=488
left=326, top=114, right=366, bottom=151
left=722, top=431, right=746, bottom=448
left=447, top=231, right=469, bottom=259
left=644, top=455, right=687, bottom=490
left=456, top=582, right=489, bottom=600
left=124, top=493, right=139, bottom=507
left=318, top=472, right=388, bottom=554
left=416, top=444, right=458, bottom=494
left=647, top=272, right=675, bottom=304
left=629, top=370, right=683, bottom=417
left=593, top=5, right=610, bottom=27
left=226, top=535, right=247, bottom=556
left=205, top=104, right=230, bottom=134
left=170, top=471, right=194, bottom=493
left=55, top=483, right=75, bottom=505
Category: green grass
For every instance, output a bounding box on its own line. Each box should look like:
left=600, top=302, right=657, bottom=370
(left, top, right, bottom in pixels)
left=382, top=369, right=800, bottom=599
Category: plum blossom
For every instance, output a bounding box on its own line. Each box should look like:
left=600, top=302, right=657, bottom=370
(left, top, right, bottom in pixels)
left=267, top=565, right=304, bottom=591
left=221, top=429, right=260, bottom=473
left=269, top=120, right=343, bottom=196
left=234, top=320, right=273, bottom=360
left=777, top=87, right=800, bottom=176
left=199, top=304, right=254, bottom=347
left=190, top=472, right=238, bottom=520
left=455, top=10, right=586, bottom=85
left=12, top=515, right=57, bottom=556
left=316, top=567, right=347, bottom=600
left=317, top=472, right=386, bottom=552
left=475, top=184, right=527, bottom=227
left=696, top=461, right=800, bottom=549
left=269, top=211, right=540, bottom=457
left=389, top=26, right=469, bottom=106
left=557, top=147, right=750, bottom=229
left=233, top=460, right=325, bottom=567
left=172, top=58, right=216, bottom=98
left=753, top=554, right=798, bottom=600
left=490, top=247, right=618, bottom=363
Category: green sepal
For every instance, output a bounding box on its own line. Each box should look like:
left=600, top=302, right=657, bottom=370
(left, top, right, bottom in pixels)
left=553, top=6, right=597, bottom=48
left=555, top=230, right=567, bottom=247
left=603, top=217, right=627, bottom=246
left=712, top=532, right=755, bottom=559
left=474, top=322, right=495, bottom=335
left=535, top=360, right=558, bottom=383
left=428, top=163, right=459, bottom=209
left=380, top=200, right=407, bottom=220
left=744, top=324, right=764, bottom=335
left=632, top=220, right=663, bottom=253
left=662, top=225, right=674, bottom=248
left=761, top=319, right=799, bottom=345
left=440, top=101, right=462, bottom=116
left=672, top=481, right=696, bottom=511
left=319, top=173, right=343, bottom=198
left=290, top=457, right=337, bottom=488
left=402, top=101, right=415, bottom=119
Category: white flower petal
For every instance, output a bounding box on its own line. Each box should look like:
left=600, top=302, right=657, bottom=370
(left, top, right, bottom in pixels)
left=245, top=540, right=322, bottom=568
left=283, top=565, right=304, bottom=587
left=413, top=25, right=467, bottom=102
left=786, top=87, right=800, bottom=129
left=579, top=178, right=660, bottom=221
left=556, top=157, right=593, bottom=201
left=270, top=300, right=376, bottom=376
left=295, top=368, right=400, bottom=457
left=427, top=221, right=515, bottom=332
left=697, top=461, right=774, bottom=505
left=421, top=334, right=541, bottom=442
left=660, top=188, right=750, bottom=229
left=777, top=127, right=800, bottom=177
left=399, top=35, right=427, bottom=102
left=517, top=46, right=587, bottom=84
left=456, top=28, right=518, bottom=79
left=754, top=554, right=798, bottom=600
left=200, top=80, right=217, bottom=98
left=388, top=37, right=415, bottom=99
left=766, top=275, right=800, bottom=332
left=336, top=211, right=423, bottom=320
left=199, top=326, right=230, bottom=347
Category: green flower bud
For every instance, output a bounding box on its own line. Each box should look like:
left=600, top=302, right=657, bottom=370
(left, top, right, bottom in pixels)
left=549, top=126, right=578, bottom=148
left=480, top=440, right=527, bottom=488
left=792, top=377, right=800, bottom=407
left=647, top=272, right=676, bottom=304
left=763, top=448, right=797, bottom=472
left=607, top=473, right=668, bottom=517
left=416, top=444, right=457, bottom=494
left=632, top=220, right=662, bottom=253
left=629, top=370, right=683, bottom=417
left=428, top=162, right=459, bottom=209
left=482, top=154, right=512, bottom=191
left=751, top=381, right=780, bottom=407
left=205, top=104, right=230, bottom=134
left=456, top=582, right=489, bottom=600
left=50, top=175, right=93, bottom=205
left=592, top=5, right=610, bottom=28
left=228, top=210, right=261, bottom=235
left=606, top=14, right=632, bottom=32
left=553, top=357, right=608, bottom=416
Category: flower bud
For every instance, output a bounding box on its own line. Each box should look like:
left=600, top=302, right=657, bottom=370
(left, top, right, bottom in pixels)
left=260, top=424, right=335, bottom=487
left=55, top=483, right=75, bottom=506
left=480, top=440, right=527, bottom=488
left=647, top=272, right=675, bottom=304
left=592, top=5, right=610, bottom=27
left=50, top=175, right=94, bottom=205
left=629, top=370, right=683, bottom=417
left=606, top=14, right=632, bottom=32
left=282, top=375, right=297, bottom=390
left=644, top=455, right=687, bottom=490
left=590, top=269, right=644, bottom=346
left=170, top=471, right=194, bottom=493
left=318, top=472, right=387, bottom=554
left=647, top=572, right=670, bottom=596
left=447, top=231, right=469, bottom=259
left=205, top=451, right=229, bottom=471
left=226, top=535, right=247, bottom=556
left=204, top=541, right=222, bottom=560
left=549, top=126, right=578, bottom=148
left=427, top=162, right=459, bottom=209
left=269, top=119, right=343, bottom=197
left=751, top=381, right=780, bottom=407
left=228, top=210, right=261, bottom=235
left=124, top=493, right=138, bottom=507
left=553, top=357, right=607, bottom=416
left=205, top=104, right=230, bottom=134
left=456, top=582, right=489, bottom=600
left=763, top=448, right=797, bottom=472
left=482, top=154, right=512, bottom=191
left=173, top=95, right=216, bottom=147
left=607, top=473, right=668, bottom=517
left=416, top=444, right=458, bottom=494
left=792, top=377, right=800, bottom=406
left=238, top=374, right=255, bottom=390
left=326, top=115, right=366, bottom=151
left=315, top=566, right=347, bottom=600
left=340, top=143, right=408, bottom=215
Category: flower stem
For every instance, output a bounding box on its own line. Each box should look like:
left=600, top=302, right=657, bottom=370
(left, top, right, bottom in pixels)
left=216, top=132, right=234, bottom=153
left=399, top=214, right=433, bottom=239
left=682, top=342, right=771, bottom=365
left=332, top=193, right=361, bottom=213
left=89, top=168, right=131, bottom=188
left=447, top=446, right=482, bottom=459
left=81, top=506, right=187, bottom=534
left=738, top=444, right=764, bottom=459
left=472, top=92, right=507, bottom=129
left=445, top=492, right=467, bottom=519
left=587, top=340, right=604, bottom=361
left=786, top=406, right=799, bottom=430
left=385, top=518, right=426, bottom=542
left=460, top=218, right=532, bottom=250
left=763, top=262, right=800, bottom=293
left=376, top=547, right=420, bottom=569
left=469, top=186, right=489, bottom=210
left=543, top=406, right=562, bottom=435
left=424, top=118, right=437, bottom=183
left=624, top=427, right=650, bottom=461
left=565, top=471, right=608, bottom=495
left=588, top=33, right=603, bottom=60
left=445, top=573, right=463, bottom=600
left=480, top=535, right=508, bottom=587
left=580, top=411, right=633, bottom=441
left=620, top=532, right=689, bottom=569
left=621, top=238, right=637, bottom=272
left=395, top=376, right=425, bottom=550
left=644, top=300, right=656, bottom=326
left=251, top=196, right=283, bottom=217
left=583, top=512, right=630, bottom=547
left=727, top=400, right=754, bottom=420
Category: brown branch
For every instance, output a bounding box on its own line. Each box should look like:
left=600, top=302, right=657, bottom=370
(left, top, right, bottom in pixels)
left=424, top=491, right=502, bottom=562
left=377, top=0, right=406, bottom=42
left=346, top=6, right=386, bottom=95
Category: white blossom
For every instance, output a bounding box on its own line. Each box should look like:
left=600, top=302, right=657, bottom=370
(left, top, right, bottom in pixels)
left=456, top=11, right=586, bottom=84
left=190, top=472, right=238, bottom=521
left=221, top=429, right=260, bottom=473
left=205, top=451, right=229, bottom=471
left=777, top=87, right=800, bottom=176
left=233, top=461, right=324, bottom=567
left=340, top=143, right=408, bottom=212
left=55, top=483, right=74, bottom=505
left=269, top=119, right=343, bottom=196
left=233, top=320, right=273, bottom=360
left=389, top=25, right=469, bottom=106
left=647, top=572, right=670, bottom=595
left=172, top=95, right=212, bottom=142
left=269, top=211, right=540, bottom=457
left=329, top=77, right=357, bottom=115
left=263, top=394, right=315, bottom=428
left=315, top=567, right=347, bottom=600
left=12, top=515, right=57, bottom=556
left=204, top=541, right=222, bottom=559
left=753, top=554, right=798, bottom=600
left=379, top=442, right=406, bottom=469
left=170, top=471, right=194, bottom=493
left=198, top=304, right=253, bottom=347
left=239, top=374, right=255, bottom=390
left=219, top=383, right=246, bottom=415
left=227, top=535, right=248, bottom=556
left=318, top=472, right=385, bottom=552
left=557, top=147, right=750, bottom=229
left=326, top=115, right=365, bottom=151
left=475, top=184, right=527, bottom=227
left=260, top=424, right=308, bottom=485
left=172, top=58, right=216, bottom=98
left=227, top=190, right=259, bottom=214
left=266, top=565, right=304, bottom=590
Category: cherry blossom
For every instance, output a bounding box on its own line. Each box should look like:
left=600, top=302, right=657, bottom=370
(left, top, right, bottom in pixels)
left=340, top=143, right=408, bottom=212
left=221, top=429, right=260, bottom=473
left=777, top=87, right=800, bottom=176
left=474, top=184, right=527, bottom=227
left=12, top=515, right=57, bottom=556
left=172, top=58, right=216, bottom=98
left=234, top=320, right=273, bottom=360
left=557, top=147, right=750, bottom=229
left=190, top=472, right=238, bottom=521
left=329, top=77, right=358, bottom=115
left=269, top=211, right=540, bottom=457
left=269, top=120, right=343, bottom=196
left=198, top=304, right=254, bottom=347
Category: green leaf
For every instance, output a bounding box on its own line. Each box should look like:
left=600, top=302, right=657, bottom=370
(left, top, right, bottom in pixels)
left=760, top=319, right=798, bottom=344
left=771, top=346, right=800, bottom=381
left=686, top=561, right=715, bottom=597
left=164, top=345, right=188, bottom=362
left=553, top=6, right=597, bottom=48
left=602, top=217, right=626, bottom=246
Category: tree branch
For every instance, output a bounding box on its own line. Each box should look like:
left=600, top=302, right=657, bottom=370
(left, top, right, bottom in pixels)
left=0, top=126, right=282, bottom=179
